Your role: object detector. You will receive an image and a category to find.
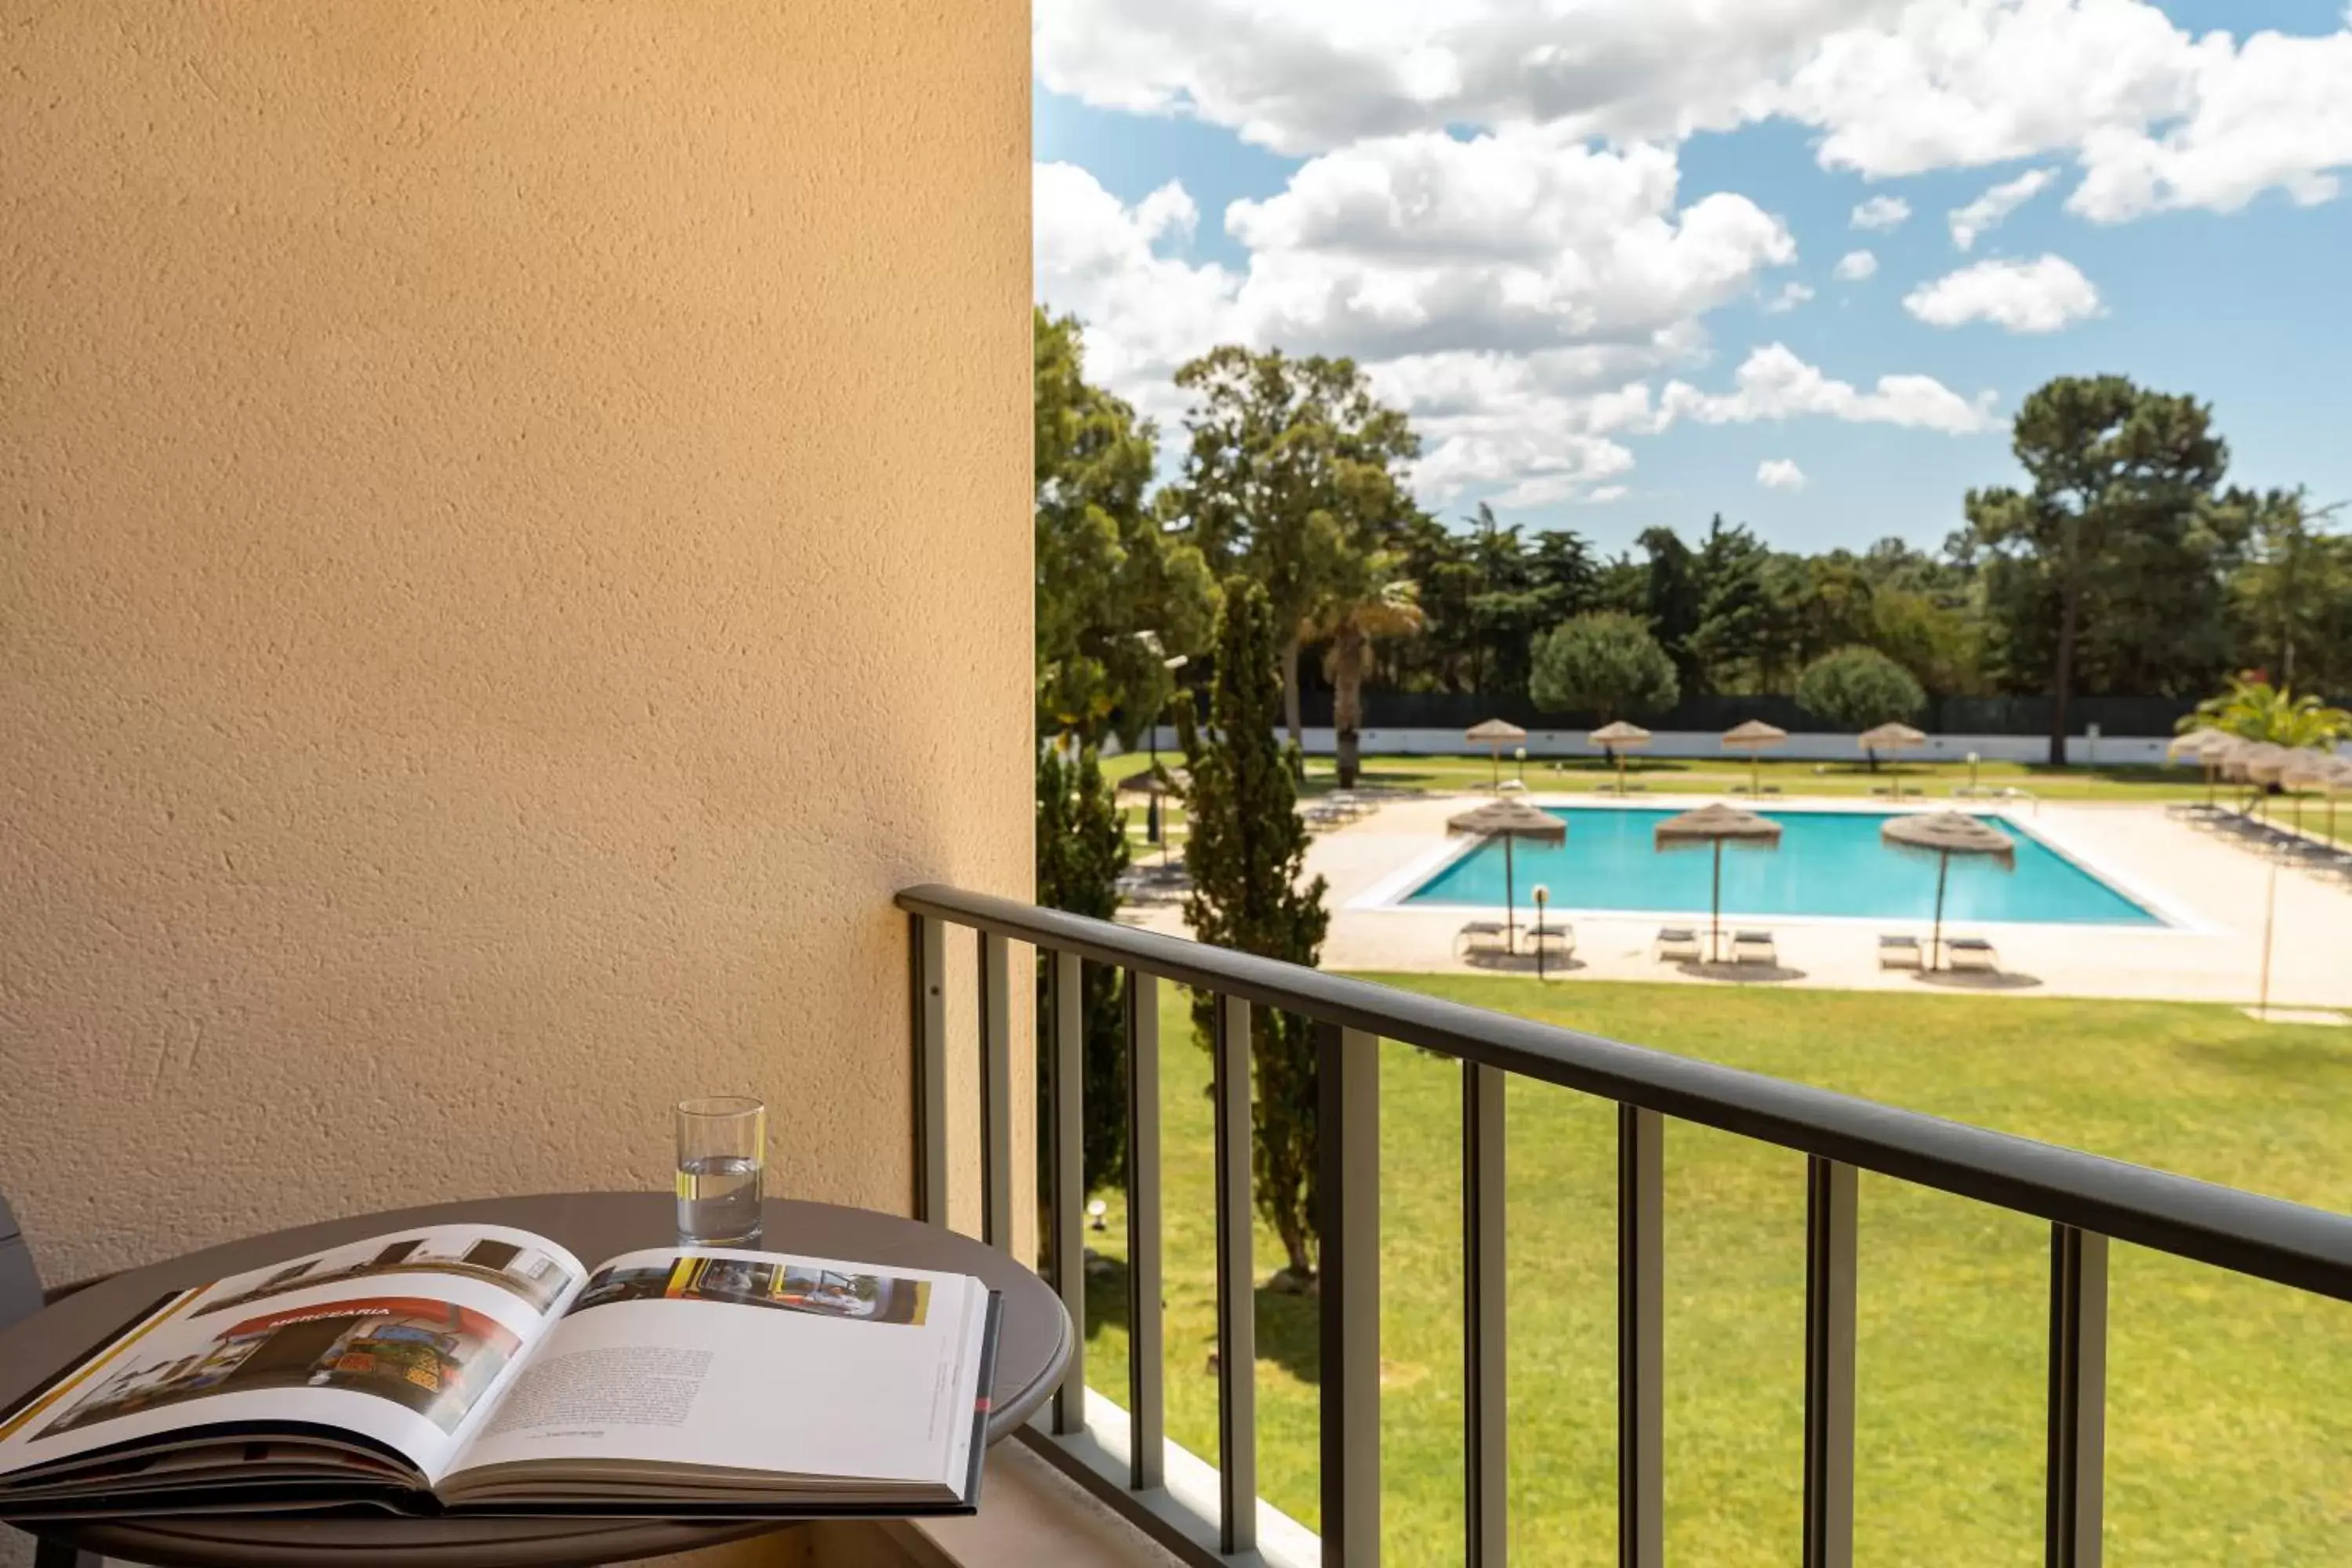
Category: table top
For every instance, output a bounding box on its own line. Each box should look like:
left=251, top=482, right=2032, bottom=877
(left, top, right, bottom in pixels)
left=0, top=1193, right=1069, bottom=1568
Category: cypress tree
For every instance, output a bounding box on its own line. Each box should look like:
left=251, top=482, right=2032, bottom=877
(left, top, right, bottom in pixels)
left=1035, top=745, right=1130, bottom=1196
left=1181, top=577, right=1331, bottom=1284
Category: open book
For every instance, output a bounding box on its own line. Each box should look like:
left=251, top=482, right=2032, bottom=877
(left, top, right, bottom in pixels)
left=0, top=1223, right=1000, bottom=1520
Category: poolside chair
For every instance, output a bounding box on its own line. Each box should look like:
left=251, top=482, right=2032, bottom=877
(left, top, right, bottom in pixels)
left=1455, top=920, right=1510, bottom=958
left=1654, top=927, right=1701, bottom=963
left=1527, top=923, right=1575, bottom=960
left=1732, top=930, right=1778, bottom=966
left=1947, top=937, right=2000, bottom=973
left=1878, top=934, right=1923, bottom=969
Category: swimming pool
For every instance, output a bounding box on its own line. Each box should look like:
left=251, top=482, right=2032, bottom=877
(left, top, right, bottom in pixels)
left=1403, top=808, right=2165, bottom=926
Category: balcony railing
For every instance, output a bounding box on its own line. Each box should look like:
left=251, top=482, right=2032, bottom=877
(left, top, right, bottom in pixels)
left=897, top=883, right=2352, bottom=1568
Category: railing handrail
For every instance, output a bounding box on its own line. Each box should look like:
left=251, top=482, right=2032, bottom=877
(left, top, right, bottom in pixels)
left=896, top=882, right=2352, bottom=1302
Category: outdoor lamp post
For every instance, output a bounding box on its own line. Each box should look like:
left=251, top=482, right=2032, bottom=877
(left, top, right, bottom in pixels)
left=1532, top=884, right=1551, bottom=979
left=1515, top=746, right=1527, bottom=784
left=1967, top=750, right=1980, bottom=793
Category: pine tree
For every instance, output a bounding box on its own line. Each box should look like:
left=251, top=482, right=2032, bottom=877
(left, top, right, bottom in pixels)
left=1180, top=578, right=1331, bottom=1283
left=1035, top=745, right=1130, bottom=1196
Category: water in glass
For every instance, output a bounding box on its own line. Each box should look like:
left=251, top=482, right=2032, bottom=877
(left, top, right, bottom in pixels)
left=676, top=1154, right=762, bottom=1246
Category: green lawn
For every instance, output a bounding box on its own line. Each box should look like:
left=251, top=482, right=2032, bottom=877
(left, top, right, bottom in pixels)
left=1078, top=978, right=2352, bottom=1565
left=1100, top=746, right=2234, bottom=805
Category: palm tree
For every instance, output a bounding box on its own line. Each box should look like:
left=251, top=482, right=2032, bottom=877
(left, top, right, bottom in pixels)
left=2186, top=673, right=2352, bottom=749
left=1306, top=566, right=1425, bottom=789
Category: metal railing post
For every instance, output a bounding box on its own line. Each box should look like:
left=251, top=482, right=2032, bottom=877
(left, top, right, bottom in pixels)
left=1803, top=1158, right=1857, bottom=1568
left=1051, top=949, right=1086, bottom=1435
left=979, top=931, right=1012, bottom=1252
left=1318, top=1023, right=1381, bottom=1567
left=1213, top=993, right=1257, bottom=1555
left=1618, top=1105, right=1664, bottom=1568
left=1465, top=1060, right=1508, bottom=1568
left=1126, top=969, right=1165, bottom=1490
left=2047, top=1225, right=2108, bottom=1568
left=910, top=913, right=947, bottom=1225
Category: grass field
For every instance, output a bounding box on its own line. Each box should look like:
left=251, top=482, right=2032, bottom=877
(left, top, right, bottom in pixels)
left=1101, top=746, right=2235, bottom=801
left=1077, top=977, right=2352, bottom=1565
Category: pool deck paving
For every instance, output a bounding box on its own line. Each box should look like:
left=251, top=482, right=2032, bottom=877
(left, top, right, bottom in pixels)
left=1119, top=791, right=2352, bottom=1011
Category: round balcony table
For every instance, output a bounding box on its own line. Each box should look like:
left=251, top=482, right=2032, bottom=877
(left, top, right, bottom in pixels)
left=0, top=1192, right=1070, bottom=1568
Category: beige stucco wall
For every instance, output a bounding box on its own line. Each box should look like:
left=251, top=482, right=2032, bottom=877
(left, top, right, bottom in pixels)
left=0, top=0, right=1033, bottom=1305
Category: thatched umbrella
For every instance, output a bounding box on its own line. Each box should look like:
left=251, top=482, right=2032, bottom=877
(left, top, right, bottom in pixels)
left=2169, top=727, right=2231, bottom=807
left=2324, top=757, right=2352, bottom=849
left=1880, top=812, right=2016, bottom=971
left=1465, top=717, right=1529, bottom=789
left=1720, top=719, right=1788, bottom=798
left=1857, top=721, right=1927, bottom=774
left=2278, top=750, right=2340, bottom=841
left=1589, top=720, right=1653, bottom=796
left=2191, top=732, right=2249, bottom=811
left=1654, top=803, right=1783, bottom=964
left=2228, top=742, right=2295, bottom=821
left=1447, top=798, right=1567, bottom=953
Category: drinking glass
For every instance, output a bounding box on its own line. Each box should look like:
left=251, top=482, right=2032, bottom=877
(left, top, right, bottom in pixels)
left=675, top=1095, right=766, bottom=1246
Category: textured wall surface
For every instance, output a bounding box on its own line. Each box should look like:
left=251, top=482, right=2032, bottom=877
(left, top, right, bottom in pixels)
left=0, top=0, right=1033, bottom=1290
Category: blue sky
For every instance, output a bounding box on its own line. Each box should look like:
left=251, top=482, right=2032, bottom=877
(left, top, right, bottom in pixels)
left=1033, top=1, right=2352, bottom=557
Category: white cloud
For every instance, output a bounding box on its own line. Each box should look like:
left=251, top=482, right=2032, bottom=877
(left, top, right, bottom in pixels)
left=1772, top=3, right=2352, bottom=220
left=1033, top=163, right=1240, bottom=425
left=1364, top=349, right=1660, bottom=506
left=1222, top=127, right=1795, bottom=359
left=1040, top=2, right=2352, bottom=222
left=1902, top=253, right=2102, bottom=331
left=1588, top=485, right=1632, bottom=503
left=2068, top=28, right=2352, bottom=220
left=1850, top=194, right=1913, bottom=230
left=1947, top=165, right=2058, bottom=248
left=1764, top=280, right=1817, bottom=313
left=1033, top=0, right=1906, bottom=157
left=1833, top=249, right=1879, bottom=280
left=1758, top=458, right=1809, bottom=490
left=1660, top=343, right=2000, bottom=433
left=1037, top=136, right=1817, bottom=507
left=1767, top=0, right=2203, bottom=178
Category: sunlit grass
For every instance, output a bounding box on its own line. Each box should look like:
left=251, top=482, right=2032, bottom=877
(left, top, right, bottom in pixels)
left=1097, top=746, right=2235, bottom=804
left=1076, top=977, right=2352, bottom=1565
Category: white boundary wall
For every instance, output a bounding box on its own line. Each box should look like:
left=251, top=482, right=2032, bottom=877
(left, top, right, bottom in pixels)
left=1119, top=727, right=2210, bottom=766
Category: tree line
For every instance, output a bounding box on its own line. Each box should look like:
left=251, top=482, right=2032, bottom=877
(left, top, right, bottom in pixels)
left=1038, top=307, right=2352, bottom=775
left=1034, top=304, right=2352, bottom=1274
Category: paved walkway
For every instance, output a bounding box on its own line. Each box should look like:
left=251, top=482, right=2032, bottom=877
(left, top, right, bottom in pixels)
left=1120, top=792, right=2352, bottom=1011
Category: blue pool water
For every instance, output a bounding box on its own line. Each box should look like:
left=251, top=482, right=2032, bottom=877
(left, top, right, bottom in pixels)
left=1404, top=808, right=2163, bottom=926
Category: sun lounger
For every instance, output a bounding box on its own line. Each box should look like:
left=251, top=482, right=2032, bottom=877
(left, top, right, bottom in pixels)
left=1455, top=920, right=1510, bottom=957
left=1654, top=927, right=1701, bottom=963
left=1526, top=923, right=1574, bottom=960
left=1878, top=935, right=1923, bottom=969
left=1947, top=937, right=1999, bottom=972
left=1732, top=929, right=1777, bottom=966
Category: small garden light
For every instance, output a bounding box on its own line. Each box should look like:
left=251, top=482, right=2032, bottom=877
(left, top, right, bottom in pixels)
left=1532, top=884, right=1551, bottom=979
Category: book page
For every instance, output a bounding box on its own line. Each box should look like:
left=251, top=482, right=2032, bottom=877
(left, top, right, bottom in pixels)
left=445, top=1247, right=983, bottom=1490
left=0, top=1224, right=585, bottom=1487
